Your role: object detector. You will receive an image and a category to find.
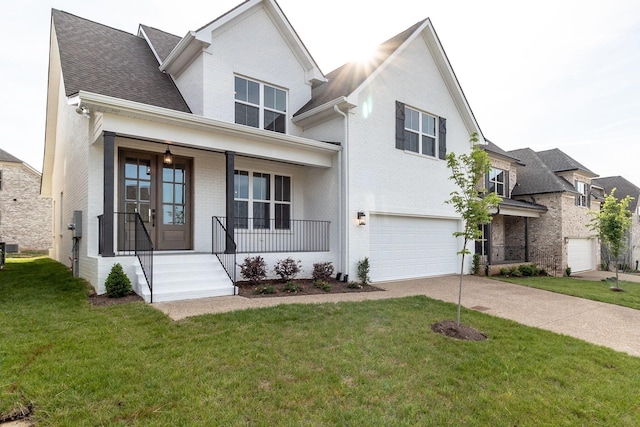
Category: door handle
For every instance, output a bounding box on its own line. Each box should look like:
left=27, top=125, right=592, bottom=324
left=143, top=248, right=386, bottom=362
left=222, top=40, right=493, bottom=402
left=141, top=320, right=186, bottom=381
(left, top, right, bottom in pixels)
left=151, top=209, right=156, bottom=227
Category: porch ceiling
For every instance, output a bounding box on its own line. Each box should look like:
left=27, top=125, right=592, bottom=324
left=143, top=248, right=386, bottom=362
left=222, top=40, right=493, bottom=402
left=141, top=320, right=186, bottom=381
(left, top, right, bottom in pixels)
left=498, top=198, right=546, bottom=218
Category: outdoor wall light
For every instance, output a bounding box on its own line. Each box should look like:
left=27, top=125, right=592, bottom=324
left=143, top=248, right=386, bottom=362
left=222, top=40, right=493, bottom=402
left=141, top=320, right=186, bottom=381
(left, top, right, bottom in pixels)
left=163, top=145, right=173, bottom=165
left=357, top=211, right=366, bottom=226
left=75, top=104, right=90, bottom=119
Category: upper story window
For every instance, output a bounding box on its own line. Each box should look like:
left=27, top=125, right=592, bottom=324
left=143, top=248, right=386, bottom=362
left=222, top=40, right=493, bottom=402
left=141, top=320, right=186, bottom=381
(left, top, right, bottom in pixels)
left=404, top=106, right=437, bottom=157
left=395, top=101, right=447, bottom=160
left=234, top=170, right=291, bottom=230
left=234, top=76, right=287, bottom=133
left=488, top=168, right=507, bottom=197
left=575, top=180, right=589, bottom=207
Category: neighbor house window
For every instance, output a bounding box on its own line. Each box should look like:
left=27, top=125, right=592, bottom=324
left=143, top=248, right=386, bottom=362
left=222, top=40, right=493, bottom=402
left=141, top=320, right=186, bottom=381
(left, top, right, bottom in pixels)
left=234, top=170, right=291, bottom=230
left=234, top=76, right=287, bottom=133
left=488, top=168, right=507, bottom=197
left=575, top=181, right=589, bottom=207
left=395, top=101, right=447, bottom=160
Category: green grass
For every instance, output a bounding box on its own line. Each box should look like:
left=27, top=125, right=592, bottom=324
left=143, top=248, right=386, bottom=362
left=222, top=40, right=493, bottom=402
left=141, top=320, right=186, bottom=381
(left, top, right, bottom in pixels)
left=498, top=275, right=640, bottom=310
left=2, top=258, right=640, bottom=425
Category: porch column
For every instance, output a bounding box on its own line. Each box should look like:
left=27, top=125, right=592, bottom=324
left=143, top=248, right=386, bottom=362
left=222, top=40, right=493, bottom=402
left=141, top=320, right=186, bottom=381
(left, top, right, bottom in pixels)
left=102, top=131, right=115, bottom=257
left=524, top=217, right=530, bottom=262
left=486, top=222, right=493, bottom=265
left=225, top=151, right=235, bottom=254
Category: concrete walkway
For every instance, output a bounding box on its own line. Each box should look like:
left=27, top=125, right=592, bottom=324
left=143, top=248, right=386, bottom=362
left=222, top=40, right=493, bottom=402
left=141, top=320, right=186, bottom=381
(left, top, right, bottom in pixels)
left=154, top=272, right=640, bottom=358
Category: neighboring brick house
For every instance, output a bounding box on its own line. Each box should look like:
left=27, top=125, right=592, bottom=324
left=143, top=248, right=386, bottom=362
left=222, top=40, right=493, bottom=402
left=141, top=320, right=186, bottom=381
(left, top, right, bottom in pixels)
left=591, top=176, right=640, bottom=270
left=0, top=148, right=51, bottom=252
left=506, top=147, right=601, bottom=274
left=43, top=0, right=485, bottom=301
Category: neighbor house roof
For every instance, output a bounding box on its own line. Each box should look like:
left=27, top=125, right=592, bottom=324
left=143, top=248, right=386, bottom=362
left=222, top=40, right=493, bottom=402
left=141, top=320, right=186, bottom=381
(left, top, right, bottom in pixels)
left=52, top=9, right=191, bottom=112
left=484, top=140, right=520, bottom=163
left=592, top=176, right=640, bottom=211
left=0, top=148, right=22, bottom=163
left=509, top=148, right=578, bottom=196
left=535, top=148, right=597, bottom=177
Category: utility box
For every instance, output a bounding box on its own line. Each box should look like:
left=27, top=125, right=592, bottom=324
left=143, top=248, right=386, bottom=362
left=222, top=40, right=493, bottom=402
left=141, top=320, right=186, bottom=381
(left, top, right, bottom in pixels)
left=72, top=210, right=82, bottom=238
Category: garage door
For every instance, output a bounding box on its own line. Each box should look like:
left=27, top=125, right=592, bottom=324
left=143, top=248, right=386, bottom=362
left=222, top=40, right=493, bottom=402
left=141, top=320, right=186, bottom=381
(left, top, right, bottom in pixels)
left=567, top=238, right=595, bottom=272
left=369, top=215, right=459, bottom=282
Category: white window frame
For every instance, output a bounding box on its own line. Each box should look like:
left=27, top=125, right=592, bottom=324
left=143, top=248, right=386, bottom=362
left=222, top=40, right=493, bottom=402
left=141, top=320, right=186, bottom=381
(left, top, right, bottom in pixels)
left=234, top=169, right=292, bottom=230
left=575, top=181, right=588, bottom=207
left=488, top=168, right=507, bottom=197
left=403, top=106, right=438, bottom=158
left=234, top=76, right=287, bottom=133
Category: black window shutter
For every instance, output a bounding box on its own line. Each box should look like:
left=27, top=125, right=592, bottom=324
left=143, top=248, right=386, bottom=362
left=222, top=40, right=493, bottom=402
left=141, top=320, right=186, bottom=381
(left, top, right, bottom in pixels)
left=504, top=170, right=510, bottom=198
left=438, top=117, right=447, bottom=160
left=587, top=184, right=591, bottom=208
left=395, top=101, right=405, bottom=150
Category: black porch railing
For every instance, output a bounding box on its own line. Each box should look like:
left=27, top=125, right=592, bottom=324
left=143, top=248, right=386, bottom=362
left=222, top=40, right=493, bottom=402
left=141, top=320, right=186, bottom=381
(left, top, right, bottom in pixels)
left=214, top=217, right=330, bottom=253
left=0, top=242, right=5, bottom=270
left=212, top=217, right=236, bottom=289
left=529, top=248, right=561, bottom=277
left=98, top=212, right=154, bottom=301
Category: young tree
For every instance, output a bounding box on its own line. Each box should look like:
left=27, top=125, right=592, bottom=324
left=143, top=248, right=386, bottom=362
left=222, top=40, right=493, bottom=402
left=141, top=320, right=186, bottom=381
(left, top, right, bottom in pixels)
left=588, top=188, right=633, bottom=290
left=446, top=134, right=502, bottom=326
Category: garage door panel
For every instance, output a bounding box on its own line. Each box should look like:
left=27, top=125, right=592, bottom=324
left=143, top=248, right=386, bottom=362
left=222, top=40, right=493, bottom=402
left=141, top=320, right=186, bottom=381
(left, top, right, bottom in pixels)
left=567, top=238, right=594, bottom=272
left=370, top=215, right=459, bottom=282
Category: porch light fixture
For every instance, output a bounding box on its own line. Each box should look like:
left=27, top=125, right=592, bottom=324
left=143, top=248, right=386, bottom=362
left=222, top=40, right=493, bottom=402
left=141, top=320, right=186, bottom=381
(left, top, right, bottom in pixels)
left=357, top=211, right=366, bottom=226
left=163, top=145, right=173, bottom=165
left=75, top=104, right=90, bottom=119
left=488, top=205, right=500, bottom=216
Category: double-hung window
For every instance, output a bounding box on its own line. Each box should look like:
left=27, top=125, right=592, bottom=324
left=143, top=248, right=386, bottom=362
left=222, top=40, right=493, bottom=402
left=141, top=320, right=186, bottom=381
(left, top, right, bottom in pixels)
left=234, top=170, right=291, bottom=230
left=403, top=106, right=437, bottom=157
left=488, top=168, right=507, bottom=197
left=234, top=76, right=287, bottom=133
left=575, top=181, right=589, bottom=207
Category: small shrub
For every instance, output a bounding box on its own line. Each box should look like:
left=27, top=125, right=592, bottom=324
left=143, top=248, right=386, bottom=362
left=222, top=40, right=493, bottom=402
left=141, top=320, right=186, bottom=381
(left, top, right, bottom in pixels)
left=471, top=253, right=481, bottom=275
left=357, top=257, right=371, bottom=285
left=283, top=281, right=303, bottom=293
left=255, top=284, right=276, bottom=294
left=312, top=262, right=334, bottom=281
left=273, top=258, right=302, bottom=282
left=539, top=268, right=548, bottom=276
left=509, top=266, right=523, bottom=277
left=348, top=281, right=362, bottom=289
left=105, top=263, right=132, bottom=298
left=499, top=267, right=509, bottom=276
left=314, top=280, right=332, bottom=292
left=565, top=266, right=572, bottom=277
left=239, top=256, right=267, bottom=285
left=519, top=264, right=540, bottom=277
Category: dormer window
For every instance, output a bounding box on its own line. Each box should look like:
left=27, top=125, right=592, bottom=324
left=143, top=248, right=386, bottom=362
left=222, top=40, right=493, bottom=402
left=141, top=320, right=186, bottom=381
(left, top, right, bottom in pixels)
left=234, top=76, right=287, bottom=133
left=488, top=168, right=507, bottom=197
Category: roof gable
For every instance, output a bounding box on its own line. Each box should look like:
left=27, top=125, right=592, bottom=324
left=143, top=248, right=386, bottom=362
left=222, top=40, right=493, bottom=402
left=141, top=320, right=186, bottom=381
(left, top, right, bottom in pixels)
left=592, top=176, right=640, bottom=210
left=509, top=148, right=577, bottom=196
left=161, top=0, right=325, bottom=85
left=138, top=24, right=181, bottom=64
left=536, top=148, right=597, bottom=177
left=294, top=18, right=483, bottom=138
left=51, top=9, right=190, bottom=112
left=0, top=148, right=22, bottom=163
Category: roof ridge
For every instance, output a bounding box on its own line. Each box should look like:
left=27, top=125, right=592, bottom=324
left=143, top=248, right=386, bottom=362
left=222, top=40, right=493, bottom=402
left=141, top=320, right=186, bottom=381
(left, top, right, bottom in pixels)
left=139, top=24, right=180, bottom=39
left=52, top=9, right=140, bottom=39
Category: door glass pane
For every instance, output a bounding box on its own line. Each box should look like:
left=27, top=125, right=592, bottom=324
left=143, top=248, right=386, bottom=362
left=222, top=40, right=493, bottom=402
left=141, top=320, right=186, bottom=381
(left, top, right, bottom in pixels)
left=163, top=204, right=173, bottom=225
left=174, top=205, right=185, bottom=225
left=139, top=181, right=151, bottom=201
left=125, top=202, right=137, bottom=215
left=125, top=180, right=137, bottom=200
left=163, top=167, right=174, bottom=182
left=163, top=183, right=174, bottom=204
left=176, top=184, right=184, bottom=205
left=125, top=161, right=138, bottom=179
left=175, top=166, right=185, bottom=184
left=139, top=203, right=150, bottom=222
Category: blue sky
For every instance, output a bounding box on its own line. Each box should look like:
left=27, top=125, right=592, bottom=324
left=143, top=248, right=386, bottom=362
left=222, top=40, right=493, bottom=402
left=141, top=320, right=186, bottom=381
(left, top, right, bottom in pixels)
left=3, top=0, right=639, bottom=188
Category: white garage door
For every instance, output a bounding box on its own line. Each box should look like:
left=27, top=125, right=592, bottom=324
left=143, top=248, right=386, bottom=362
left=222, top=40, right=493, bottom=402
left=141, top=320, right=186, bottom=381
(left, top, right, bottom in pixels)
left=369, top=215, right=459, bottom=282
left=567, top=238, right=595, bottom=272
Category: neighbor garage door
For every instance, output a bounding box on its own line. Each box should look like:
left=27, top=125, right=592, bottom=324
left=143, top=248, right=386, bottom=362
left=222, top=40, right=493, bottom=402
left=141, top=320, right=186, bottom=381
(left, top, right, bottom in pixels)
left=567, top=238, right=595, bottom=272
left=369, top=215, right=459, bottom=282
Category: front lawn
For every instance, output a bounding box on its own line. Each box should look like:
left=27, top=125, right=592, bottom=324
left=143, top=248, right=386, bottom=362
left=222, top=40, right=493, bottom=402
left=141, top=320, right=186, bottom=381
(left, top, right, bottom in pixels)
left=497, top=275, right=640, bottom=310
left=2, top=258, right=640, bottom=425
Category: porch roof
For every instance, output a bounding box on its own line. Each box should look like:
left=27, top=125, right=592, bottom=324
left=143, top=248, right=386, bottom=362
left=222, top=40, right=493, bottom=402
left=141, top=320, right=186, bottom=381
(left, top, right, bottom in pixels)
left=498, top=198, right=547, bottom=218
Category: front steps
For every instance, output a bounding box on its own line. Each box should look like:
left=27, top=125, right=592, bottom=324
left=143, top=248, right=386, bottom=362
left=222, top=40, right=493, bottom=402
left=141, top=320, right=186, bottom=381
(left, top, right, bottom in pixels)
left=134, top=253, right=237, bottom=303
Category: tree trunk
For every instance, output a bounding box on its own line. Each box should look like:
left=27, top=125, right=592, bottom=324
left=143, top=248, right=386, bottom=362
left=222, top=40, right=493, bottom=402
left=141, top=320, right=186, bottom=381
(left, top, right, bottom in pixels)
left=457, top=238, right=468, bottom=326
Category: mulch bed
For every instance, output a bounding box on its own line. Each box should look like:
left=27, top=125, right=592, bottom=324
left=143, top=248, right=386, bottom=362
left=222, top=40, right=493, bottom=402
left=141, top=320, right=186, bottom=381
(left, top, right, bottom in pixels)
left=88, top=292, right=144, bottom=306
left=237, top=278, right=383, bottom=298
left=431, top=320, right=487, bottom=341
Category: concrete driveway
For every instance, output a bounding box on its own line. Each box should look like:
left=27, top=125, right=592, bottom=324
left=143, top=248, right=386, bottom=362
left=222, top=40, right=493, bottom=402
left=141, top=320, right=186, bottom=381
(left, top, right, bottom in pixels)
left=154, top=273, right=640, bottom=358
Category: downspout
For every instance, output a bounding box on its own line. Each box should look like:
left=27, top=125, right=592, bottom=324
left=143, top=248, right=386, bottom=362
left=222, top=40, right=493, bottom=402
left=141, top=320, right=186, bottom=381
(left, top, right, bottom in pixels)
left=334, top=104, right=349, bottom=279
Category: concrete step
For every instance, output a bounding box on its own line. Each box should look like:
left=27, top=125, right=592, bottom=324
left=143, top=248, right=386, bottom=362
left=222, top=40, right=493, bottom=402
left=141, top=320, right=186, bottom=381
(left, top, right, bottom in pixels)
left=134, top=253, right=236, bottom=303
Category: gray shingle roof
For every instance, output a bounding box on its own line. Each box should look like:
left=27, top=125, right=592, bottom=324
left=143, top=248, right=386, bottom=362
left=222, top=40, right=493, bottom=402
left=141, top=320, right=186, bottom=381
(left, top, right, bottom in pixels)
left=509, top=148, right=577, bottom=196
left=592, top=176, right=640, bottom=210
left=536, top=148, right=596, bottom=176
left=0, top=148, right=23, bottom=163
left=484, top=140, right=520, bottom=162
left=139, top=25, right=181, bottom=63
left=52, top=9, right=190, bottom=113
left=294, top=20, right=426, bottom=116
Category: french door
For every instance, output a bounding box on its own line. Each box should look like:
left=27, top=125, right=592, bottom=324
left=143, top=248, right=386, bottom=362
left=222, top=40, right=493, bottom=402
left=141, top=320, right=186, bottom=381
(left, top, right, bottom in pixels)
left=119, top=150, right=191, bottom=251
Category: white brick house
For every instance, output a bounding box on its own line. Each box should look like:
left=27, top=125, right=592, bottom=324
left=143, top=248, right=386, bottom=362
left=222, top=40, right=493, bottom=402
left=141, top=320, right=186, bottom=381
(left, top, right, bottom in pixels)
left=42, top=0, right=483, bottom=302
